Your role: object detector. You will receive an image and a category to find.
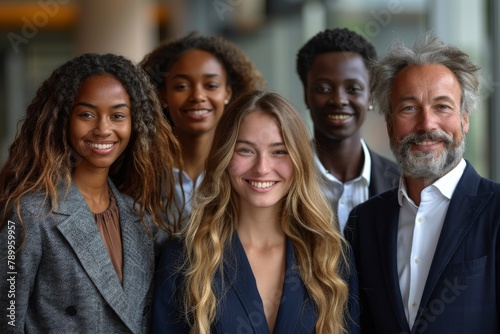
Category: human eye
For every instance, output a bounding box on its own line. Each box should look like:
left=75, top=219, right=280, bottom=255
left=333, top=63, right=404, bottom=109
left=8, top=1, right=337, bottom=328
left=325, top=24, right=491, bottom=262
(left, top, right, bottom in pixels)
left=273, top=146, right=289, bottom=156
left=401, top=105, right=415, bottom=112
left=78, top=112, right=95, bottom=119
left=173, top=81, right=189, bottom=90
left=436, top=104, right=452, bottom=111
left=111, top=113, right=127, bottom=120
left=346, top=85, right=362, bottom=94
left=206, top=81, right=221, bottom=90
left=234, top=143, right=253, bottom=155
left=313, top=84, right=331, bottom=94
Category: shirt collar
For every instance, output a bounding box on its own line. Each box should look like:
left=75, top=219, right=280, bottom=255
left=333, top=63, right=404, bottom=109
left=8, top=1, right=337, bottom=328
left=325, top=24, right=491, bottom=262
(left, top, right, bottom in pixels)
left=312, top=138, right=371, bottom=185
left=398, top=158, right=466, bottom=206
left=360, top=139, right=372, bottom=185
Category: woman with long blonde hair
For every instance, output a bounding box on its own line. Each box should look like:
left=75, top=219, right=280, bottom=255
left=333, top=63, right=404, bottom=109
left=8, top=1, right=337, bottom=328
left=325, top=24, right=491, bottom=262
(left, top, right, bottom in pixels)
left=151, top=90, right=359, bottom=333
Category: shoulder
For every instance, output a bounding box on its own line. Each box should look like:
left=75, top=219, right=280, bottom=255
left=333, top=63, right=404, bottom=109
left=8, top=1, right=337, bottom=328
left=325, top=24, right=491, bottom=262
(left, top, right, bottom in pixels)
left=17, top=191, right=53, bottom=217
left=369, top=149, right=399, bottom=172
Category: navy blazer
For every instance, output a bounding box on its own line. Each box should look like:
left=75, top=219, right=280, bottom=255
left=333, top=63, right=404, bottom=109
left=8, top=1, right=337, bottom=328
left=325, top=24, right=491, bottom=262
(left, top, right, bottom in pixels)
left=0, top=181, right=154, bottom=333
left=151, top=234, right=360, bottom=333
left=345, top=162, right=500, bottom=334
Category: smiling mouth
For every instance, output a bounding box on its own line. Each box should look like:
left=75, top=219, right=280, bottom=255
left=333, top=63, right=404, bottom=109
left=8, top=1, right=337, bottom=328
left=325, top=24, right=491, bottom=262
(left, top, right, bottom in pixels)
left=327, top=114, right=352, bottom=120
left=415, top=140, right=440, bottom=146
left=86, top=142, right=115, bottom=150
left=249, top=181, right=277, bottom=189
left=186, top=109, right=210, bottom=116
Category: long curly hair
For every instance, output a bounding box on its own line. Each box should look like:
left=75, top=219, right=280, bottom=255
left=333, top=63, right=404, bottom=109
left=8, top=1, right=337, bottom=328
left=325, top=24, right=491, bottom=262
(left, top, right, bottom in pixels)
left=140, top=31, right=266, bottom=120
left=181, top=90, right=349, bottom=333
left=0, top=53, right=183, bottom=237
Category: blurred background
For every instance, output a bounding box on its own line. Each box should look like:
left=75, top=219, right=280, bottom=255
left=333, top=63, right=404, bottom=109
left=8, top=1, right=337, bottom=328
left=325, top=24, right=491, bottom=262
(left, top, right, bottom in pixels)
left=1, top=0, right=499, bottom=180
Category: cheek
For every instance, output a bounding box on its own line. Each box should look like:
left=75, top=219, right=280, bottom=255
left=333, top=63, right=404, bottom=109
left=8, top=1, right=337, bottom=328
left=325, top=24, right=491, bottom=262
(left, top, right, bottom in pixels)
left=278, top=160, right=294, bottom=181
left=227, top=156, right=241, bottom=177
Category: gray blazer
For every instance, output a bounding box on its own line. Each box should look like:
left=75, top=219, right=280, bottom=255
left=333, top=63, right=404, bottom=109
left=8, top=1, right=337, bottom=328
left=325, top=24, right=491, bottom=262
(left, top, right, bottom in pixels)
left=0, top=181, right=154, bottom=333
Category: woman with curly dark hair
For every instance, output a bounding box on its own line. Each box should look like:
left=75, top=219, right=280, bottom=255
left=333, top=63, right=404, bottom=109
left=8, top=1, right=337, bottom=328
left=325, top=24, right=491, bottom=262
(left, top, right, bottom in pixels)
left=140, top=32, right=266, bottom=234
left=0, top=53, right=182, bottom=333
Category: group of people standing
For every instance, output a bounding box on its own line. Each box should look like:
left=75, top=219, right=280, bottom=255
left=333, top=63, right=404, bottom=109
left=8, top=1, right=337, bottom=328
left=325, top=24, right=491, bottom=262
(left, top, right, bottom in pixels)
left=0, top=26, right=498, bottom=334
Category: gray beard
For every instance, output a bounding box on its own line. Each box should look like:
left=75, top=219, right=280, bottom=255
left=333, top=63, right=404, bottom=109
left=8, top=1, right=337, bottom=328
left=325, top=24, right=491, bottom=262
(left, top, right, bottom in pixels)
left=390, top=130, right=465, bottom=180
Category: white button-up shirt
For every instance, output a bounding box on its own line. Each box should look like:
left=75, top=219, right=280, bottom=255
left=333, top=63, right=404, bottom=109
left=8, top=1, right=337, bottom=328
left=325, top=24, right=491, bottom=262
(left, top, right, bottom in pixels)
left=314, top=139, right=371, bottom=234
left=397, top=158, right=466, bottom=329
left=172, top=167, right=204, bottom=226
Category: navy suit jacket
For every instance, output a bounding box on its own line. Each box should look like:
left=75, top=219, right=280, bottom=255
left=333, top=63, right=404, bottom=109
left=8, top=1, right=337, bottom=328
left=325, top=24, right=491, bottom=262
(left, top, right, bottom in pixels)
left=151, top=234, right=360, bottom=333
left=345, top=162, right=500, bottom=334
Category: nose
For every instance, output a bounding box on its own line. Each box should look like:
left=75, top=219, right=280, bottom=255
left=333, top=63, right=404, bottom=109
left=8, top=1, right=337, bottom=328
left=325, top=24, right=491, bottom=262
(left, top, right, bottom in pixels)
left=330, top=87, right=348, bottom=107
left=189, top=84, right=207, bottom=103
left=416, top=107, right=438, bottom=132
left=93, top=117, right=112, bottom=137
left=254, top=154, right=270, bottom=175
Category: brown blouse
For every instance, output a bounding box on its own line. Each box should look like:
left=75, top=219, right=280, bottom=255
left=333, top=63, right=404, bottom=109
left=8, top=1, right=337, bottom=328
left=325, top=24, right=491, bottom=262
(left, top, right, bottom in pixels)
left=93, top=192, right=123, bottom=284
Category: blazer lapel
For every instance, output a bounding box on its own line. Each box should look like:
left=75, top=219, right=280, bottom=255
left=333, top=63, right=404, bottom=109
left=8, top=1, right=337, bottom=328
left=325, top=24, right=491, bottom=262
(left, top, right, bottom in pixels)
left=224, top=234, right=270, bottom=334
left=273, top=239, right=308, bottom=332
left=376, top=191, right=411, bottom=332
left=55, top=181, right=148, bottom=333
left=115, top=184, right=154, bottom=321
left=415, top=164, right=493, bottom=327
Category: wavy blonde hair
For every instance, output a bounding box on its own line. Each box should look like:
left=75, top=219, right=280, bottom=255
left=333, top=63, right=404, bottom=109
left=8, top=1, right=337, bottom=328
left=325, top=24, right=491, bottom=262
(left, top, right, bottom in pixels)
left=181, top=90, right=349, bottom=333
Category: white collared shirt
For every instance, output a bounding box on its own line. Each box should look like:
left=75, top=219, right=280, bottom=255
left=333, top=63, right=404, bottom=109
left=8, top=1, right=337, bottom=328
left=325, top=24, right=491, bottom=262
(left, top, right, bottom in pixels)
left=172, top=167, right=204, bottom=226
left=314, top=139, right=371, bottom=234
left=397, top=158, right=466, bottom=329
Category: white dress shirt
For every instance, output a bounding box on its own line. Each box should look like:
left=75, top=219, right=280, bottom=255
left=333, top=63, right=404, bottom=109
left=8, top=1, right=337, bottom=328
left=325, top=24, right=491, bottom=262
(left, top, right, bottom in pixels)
left=172, top=167, right=204, bottom=226
left=397, top=158, right=466, bottom=329
left=314, top=139, right=371, bottom=234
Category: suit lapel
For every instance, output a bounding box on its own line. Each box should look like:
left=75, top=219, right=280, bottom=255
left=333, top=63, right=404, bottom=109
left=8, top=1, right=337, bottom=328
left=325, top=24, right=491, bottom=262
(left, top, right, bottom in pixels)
left=115, top=183, right=154, bottom=323
left=224, top=234, right=270, bottom=334
left=376, top=190, right=411, bottom=332
left=55, top=181, right=151, bottom=333
left=415, top=164, right=492, bottom=327
left=273, top=239, right=307, bottom=332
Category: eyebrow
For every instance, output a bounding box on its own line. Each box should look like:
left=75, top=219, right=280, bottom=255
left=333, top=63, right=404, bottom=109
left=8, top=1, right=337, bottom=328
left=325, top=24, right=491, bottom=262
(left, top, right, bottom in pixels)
left=171, top=73, right=222, bottom=80
left=236, top=139, right=286, bottom=147
left=396, top=95, right=457, bottom=104
left=74, top=102, right=130, bottom=109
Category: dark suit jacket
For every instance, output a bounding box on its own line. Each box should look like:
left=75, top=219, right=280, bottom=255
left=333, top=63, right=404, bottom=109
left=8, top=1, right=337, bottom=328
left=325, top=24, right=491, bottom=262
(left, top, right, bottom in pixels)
left=151, top=234, right=360, bottom=333
left=0, top=181, right=154, bottom=333
left=368, top=150, right=400, bottom=197
left=345, top=162, right=500, bottom=334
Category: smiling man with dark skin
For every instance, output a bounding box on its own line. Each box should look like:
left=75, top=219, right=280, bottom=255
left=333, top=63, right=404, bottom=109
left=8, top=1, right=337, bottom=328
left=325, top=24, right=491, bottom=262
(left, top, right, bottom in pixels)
left=296, top=28, right=399, bottom=234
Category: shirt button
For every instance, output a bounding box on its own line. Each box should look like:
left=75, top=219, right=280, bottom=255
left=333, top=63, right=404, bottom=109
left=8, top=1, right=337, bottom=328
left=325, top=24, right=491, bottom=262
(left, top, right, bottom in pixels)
left=411, top=302, right=418, bottom=308
left=414, top=257, right=420, bottom=264
left=418, top=216, right=425, bottom=223
left=340, top=199, right=345, bottom=205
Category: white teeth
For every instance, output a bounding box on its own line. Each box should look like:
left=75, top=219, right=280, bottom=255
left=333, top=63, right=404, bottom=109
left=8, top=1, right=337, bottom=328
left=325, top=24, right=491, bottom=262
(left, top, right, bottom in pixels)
left=88, top=142, right=114, bottom=150
left=250, top=181, right=276, bottom=189
left=327, top=114, right=351, bottom=120
left=416, top=140, right=439, bottom=145
left=189, top=110, right=209, bottom=115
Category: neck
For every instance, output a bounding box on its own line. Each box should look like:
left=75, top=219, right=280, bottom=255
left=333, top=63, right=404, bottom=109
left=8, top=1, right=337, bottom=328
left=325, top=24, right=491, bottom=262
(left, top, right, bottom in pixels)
left=72, top=166, right=109, bottom=194
left=237, top=205, right=285, bottom=248
left=176, top=130, right=214, bottom=181
left=315, top=132, right=364, bottom=182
